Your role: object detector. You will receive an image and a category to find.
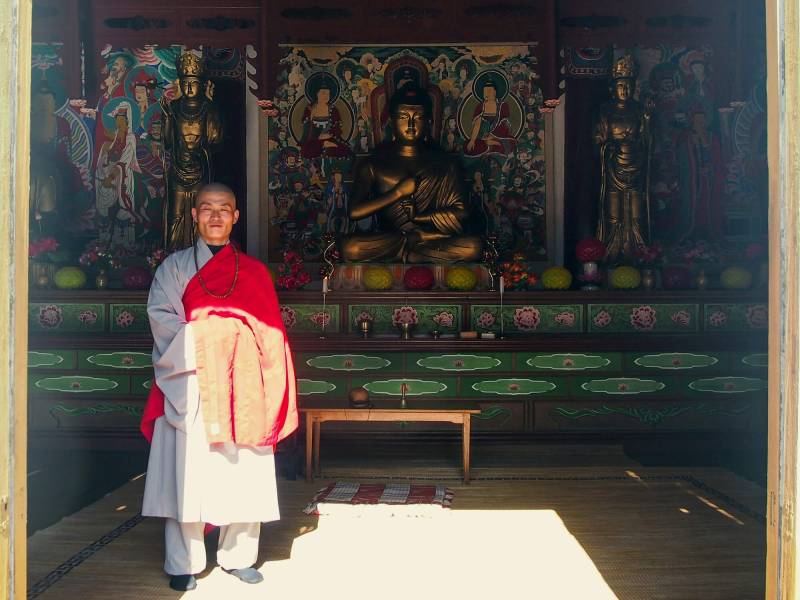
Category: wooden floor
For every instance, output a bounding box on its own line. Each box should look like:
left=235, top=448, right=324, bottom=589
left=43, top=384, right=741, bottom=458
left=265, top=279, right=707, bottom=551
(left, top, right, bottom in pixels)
left=27, top=444, right=766, bottom=600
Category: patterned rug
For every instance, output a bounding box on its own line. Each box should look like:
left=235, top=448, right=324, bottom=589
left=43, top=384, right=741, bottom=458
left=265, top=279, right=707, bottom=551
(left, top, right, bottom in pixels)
left=303, top=482, right=454, bottom=516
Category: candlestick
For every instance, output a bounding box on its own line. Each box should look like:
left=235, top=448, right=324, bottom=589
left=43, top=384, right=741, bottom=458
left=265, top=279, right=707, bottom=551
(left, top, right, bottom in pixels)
left=499, top=275, right=505, bottom=340
left=322, top=276, right=329, bottom=294
left=320, top=289, right=328, bottom=340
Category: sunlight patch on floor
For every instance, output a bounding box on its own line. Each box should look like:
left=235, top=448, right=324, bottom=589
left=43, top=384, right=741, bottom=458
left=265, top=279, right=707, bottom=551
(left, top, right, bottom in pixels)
left=178, top=509, right=618, bottom=600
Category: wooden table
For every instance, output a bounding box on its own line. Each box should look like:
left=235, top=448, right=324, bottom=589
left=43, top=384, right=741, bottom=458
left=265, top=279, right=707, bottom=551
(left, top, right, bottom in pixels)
left=299, top=399, right=482, bottom=483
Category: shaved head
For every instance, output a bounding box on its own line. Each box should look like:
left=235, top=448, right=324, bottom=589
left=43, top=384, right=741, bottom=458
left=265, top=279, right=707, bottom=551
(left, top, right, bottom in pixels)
left=196, top=182, right=236, bottom=206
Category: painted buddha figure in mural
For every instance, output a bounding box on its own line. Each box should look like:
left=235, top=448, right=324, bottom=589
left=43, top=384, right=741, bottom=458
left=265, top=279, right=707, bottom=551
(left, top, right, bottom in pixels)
left=595, top=55, right=653, bottom=263
left=340, top=83, right=482, bottom=263
left=161, top=52, right=223, bottom=251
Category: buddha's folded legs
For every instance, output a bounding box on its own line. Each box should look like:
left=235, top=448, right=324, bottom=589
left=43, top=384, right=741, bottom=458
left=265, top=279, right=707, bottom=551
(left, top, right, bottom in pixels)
left=339, top=231, right=406, bottom=262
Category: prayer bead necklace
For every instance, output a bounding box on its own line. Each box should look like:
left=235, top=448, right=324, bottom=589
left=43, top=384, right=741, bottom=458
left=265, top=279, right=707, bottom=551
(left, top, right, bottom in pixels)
left=194, top=242, right=239, bottom=299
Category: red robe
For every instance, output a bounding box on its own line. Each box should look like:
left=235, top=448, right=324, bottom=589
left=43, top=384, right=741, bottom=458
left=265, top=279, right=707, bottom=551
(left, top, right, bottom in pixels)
left=141, top=245, right=298, bottom=447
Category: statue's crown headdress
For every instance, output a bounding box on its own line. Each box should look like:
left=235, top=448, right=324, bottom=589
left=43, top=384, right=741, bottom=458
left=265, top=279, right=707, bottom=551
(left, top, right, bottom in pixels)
left=611, top=55, right=637, bottom=80
left=177, top=52, right=204, bottom=78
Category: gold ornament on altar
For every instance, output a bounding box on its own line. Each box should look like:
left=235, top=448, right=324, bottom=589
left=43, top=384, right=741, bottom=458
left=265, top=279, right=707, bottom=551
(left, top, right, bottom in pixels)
left=594, top=55, right=653, bottom=264
left=161, top=51, right=224, bottom=251
left=339, top=83, right=482, bottom=263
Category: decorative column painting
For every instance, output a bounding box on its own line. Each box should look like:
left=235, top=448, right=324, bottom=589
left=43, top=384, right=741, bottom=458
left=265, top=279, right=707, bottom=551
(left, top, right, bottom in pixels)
left=266, top=45, right=548, bottom=263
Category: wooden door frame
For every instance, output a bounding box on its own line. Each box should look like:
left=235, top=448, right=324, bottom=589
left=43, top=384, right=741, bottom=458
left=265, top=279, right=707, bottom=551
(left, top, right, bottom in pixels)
left=765, top=0, right=800, bottom=597
left=0, top=1, right=31, bottom=600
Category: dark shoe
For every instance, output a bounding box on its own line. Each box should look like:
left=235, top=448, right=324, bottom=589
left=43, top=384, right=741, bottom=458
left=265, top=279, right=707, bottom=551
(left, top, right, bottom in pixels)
left=169, top=574, right=197, bottom=591
left=223, top=567, right=263, bottom=584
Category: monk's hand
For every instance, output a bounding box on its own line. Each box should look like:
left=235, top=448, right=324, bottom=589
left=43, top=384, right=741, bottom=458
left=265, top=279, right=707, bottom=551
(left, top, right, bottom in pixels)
left=395, top=177, right=416, bottom=199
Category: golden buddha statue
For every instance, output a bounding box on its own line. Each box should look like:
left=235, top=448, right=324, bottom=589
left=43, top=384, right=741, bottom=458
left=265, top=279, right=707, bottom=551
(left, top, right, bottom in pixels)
left=595, top=55, right=653, bottom=263
left=340, top=83, right=482, bottom=263
left=29, top=79, right=61, bottom=232
left=161, top=52, right=224, bottom=250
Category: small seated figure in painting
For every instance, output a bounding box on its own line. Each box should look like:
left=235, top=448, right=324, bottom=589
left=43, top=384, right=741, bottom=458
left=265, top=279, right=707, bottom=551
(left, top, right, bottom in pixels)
left=340, top=83, right=482, bottom=263
left=464, top=76, right=517, bottom=157
left=300, top=73, right=351, bottom=160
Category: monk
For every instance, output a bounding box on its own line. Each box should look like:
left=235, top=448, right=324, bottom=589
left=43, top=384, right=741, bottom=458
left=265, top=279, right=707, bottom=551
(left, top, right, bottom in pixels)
left=140, top=183, right=297, bottom=591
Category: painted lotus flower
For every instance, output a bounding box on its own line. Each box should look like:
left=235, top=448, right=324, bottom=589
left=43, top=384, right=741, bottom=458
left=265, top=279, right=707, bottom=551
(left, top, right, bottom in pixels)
left=630, top=305, right=657, bottom=331
left=746, top=304, right=768, bottom=329
left=392, top=306, right=419, bottom=326
left=38, top=304, right=63, bottom=328
left=77, top=309, right=98, bottom=326
left=670, top=310, right=691, bottom=327
left=476, top=311, right=496, bottom=328
left=708, top=310, right=728, bottom=328
left=432, top=311, right=455, bottom=328
left=554, top=311, right=575, bottom=327
left=513, top=306, right=541, bottom=331
left=115, top=310, right=135, bottom=328
left=593, top=310, right=612, bottom=328
left=308, top=311, right=331, bottom=327
left=280, top=306, right=297, bottom=329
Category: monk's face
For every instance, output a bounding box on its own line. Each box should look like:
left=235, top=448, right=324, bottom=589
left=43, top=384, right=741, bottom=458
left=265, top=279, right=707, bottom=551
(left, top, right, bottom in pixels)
left=392, top=103, right=428, bottom=144
left=192, top=190, right=239, bottom=245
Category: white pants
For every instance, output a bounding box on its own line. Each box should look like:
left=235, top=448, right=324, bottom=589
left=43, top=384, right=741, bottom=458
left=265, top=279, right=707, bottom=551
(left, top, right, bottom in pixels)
left=164, top=519, right=261, bottom=575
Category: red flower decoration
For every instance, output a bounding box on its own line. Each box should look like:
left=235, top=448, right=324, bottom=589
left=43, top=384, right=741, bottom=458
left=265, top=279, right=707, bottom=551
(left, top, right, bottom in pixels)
left=575, top=237, right=606, bottom=262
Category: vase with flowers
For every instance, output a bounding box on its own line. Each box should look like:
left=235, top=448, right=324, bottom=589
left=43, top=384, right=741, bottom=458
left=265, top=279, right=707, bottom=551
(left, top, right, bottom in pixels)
left=79, top=242, right=122, bottom=290
left=29, top=236, right=61, bottom=288
left=633, top=243, right=664, bottom=290
left=575, top=237, right=606, bottom=290
left=276, top=250, right=312, bottom=290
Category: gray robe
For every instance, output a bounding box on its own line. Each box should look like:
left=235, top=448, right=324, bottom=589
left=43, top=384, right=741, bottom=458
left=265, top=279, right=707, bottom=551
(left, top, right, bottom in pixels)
left=141, top=240, right=280, bottom=524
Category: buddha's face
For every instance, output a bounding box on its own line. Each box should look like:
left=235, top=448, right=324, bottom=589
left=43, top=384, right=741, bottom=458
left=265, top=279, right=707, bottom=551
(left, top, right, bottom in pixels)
left=484, top=85, right=497, bottom=101
left=613, top=79, right=633, bottom=102
left=391, top=103, right=428, bottom=144
left=316, top=88, right=331, bottom=105
left=181, top=77, right=200, bottom=99
left=115, top=115, right=128, bottom=134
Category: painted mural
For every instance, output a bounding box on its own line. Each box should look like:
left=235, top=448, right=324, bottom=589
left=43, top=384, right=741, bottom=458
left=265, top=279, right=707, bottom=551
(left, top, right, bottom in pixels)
left=266, top=45, right=546, bottom=263
left=619, top=45, right=767, bottom=246
left=30, top=45, right=245, bottom=259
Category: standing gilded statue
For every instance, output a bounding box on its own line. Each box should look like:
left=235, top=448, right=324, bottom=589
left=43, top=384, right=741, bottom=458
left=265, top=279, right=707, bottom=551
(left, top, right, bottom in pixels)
left=340, top=83, right=482, bottom=263
left=161, top=52, right=224, bottom=251
left=595, top=55, right=653, bottom=263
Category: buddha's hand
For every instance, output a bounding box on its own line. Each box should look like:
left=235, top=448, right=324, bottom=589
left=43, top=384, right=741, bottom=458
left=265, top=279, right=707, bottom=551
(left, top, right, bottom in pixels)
left=395, top=177, right=416, bottom=199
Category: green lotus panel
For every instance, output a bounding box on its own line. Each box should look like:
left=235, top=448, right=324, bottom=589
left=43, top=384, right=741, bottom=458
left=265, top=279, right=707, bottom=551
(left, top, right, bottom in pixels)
left=110, top=304, right=150, bottom=333
left=688, top=377, right=766, bottom=394
left=278, top=304, right=340, bottom=334
left=81, top=351, right=152, bottom=370
left=359, top=378, right=451, bottom=396
left=413, top=354, right=503, bottom=372
left=522, top=353, right=616, bottom=371
left=633, top=353, right=719, bottom=370
left=30, top=303, right=106, bottom=333
left=704, top=303, right=768, bottom=332
left=347, top=304, right=462, bottom=335
left=471, top=304, right=583, bottom=333
left=28, top=350, right=74, bottom=369
left=303, top=353, right=394, bottom=371
left=579, top=378, right=666, bottom=395
left=48, top=403, right=144, bottom=420
left=297, top=379, right=338, bottom=395
left=588, top=304, right=699, bottom=333
left=740, top=353, right=768, bottom=368
left=32, top=375, right=128, bottom=394
left=471, top=378, right=556, bottom=396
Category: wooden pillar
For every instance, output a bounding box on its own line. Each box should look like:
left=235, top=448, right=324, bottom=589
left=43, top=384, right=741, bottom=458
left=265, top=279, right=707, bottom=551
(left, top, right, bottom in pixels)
left=0, top=1, right=31, bottom=599
left=766, top=0, right=800, bottom=597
